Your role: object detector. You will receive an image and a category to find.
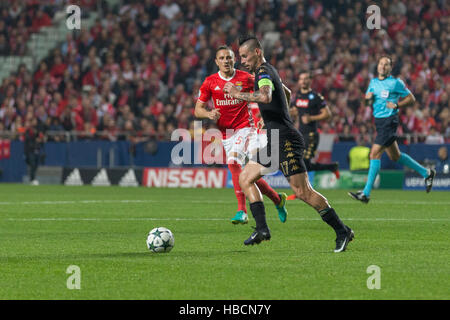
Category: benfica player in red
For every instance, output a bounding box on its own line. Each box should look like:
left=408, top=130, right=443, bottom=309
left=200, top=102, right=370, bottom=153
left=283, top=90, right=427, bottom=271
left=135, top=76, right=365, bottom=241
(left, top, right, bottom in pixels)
left=194, top=45, right=288, bottom=224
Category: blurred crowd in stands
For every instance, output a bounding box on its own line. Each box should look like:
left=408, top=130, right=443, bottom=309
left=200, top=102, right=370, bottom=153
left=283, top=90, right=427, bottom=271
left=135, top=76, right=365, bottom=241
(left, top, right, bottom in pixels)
left=0, top=0, right=449, bottom=144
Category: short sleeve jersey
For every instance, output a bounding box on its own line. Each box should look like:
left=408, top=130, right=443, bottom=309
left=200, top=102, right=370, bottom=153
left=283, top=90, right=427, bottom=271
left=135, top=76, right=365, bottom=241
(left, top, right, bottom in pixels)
left=366, top=75, right=411, bottom=118
left=254, top=62, right=296, bottom=132
left=198, top=69, right=255, bottom=138
left=292, top=90, right=326, bottom=135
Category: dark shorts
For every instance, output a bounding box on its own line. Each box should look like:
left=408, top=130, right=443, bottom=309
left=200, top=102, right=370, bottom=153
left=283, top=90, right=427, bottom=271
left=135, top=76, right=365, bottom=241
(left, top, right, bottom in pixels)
left=374, top=114, right=399, bottom=147
left=256, top=128, right=307, bottom=177
left=302, top=131, right=319, bottom=160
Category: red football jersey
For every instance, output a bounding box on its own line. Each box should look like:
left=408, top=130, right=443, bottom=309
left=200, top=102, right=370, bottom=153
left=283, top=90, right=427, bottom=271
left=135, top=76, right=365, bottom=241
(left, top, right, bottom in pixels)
left=198, top=69, right=255, bottom=138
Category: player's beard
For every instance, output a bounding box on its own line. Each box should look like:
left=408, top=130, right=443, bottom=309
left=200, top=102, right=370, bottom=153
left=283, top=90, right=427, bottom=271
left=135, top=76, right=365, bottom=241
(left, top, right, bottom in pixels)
left=246, top=64, right=256, bottom=73
left=243, top=59, right=256, bottom=73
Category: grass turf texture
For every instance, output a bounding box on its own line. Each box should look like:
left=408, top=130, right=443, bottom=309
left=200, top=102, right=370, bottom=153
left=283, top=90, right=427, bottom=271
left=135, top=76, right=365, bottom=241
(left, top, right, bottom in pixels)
left=0, top=184, right=448, bottom=300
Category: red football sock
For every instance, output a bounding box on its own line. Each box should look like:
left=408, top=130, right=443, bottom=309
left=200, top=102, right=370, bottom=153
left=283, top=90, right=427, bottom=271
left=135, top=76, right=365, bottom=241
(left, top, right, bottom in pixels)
left=228, top=162, right=247, bottom=213
left=256, top=178, right=280, bottom=205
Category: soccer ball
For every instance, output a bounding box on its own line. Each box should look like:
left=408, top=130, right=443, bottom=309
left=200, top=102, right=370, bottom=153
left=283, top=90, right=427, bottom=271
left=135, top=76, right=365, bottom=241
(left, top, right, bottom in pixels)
left=146, top=227, right=175, bottom=253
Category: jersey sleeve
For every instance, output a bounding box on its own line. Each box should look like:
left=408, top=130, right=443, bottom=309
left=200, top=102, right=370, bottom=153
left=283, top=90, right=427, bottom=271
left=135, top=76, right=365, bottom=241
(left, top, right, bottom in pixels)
left=317, top=93, right=327, bottom=109
left=256, top=66, right=274, bottom=91
left=394, top=78, right=411, bottom=98
left=198, top=79, right=211, bottom=103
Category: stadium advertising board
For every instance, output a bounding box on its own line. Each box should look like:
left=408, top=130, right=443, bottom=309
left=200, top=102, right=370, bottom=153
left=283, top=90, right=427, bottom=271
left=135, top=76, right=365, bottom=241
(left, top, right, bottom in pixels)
left=226, top=170, right=312, bottom=189
left=143, top=168, right=228, bottom=188
left=312, top=171, right=379, bottom=189
left=0, top=139, right=11, bottom=160
left=404, top=172, right=450, bottom=190
left=62, top=168, right=142, bottom=186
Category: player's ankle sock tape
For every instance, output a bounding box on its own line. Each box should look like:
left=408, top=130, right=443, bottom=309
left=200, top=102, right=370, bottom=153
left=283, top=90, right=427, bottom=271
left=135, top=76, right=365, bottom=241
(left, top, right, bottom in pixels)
left=249, top=201, right=268, bottom=230
left=319, top=207, right=347, bottom=235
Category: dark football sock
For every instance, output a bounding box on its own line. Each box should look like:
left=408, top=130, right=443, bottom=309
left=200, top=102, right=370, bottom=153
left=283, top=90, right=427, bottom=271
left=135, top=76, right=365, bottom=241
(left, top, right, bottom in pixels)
left=249, top=201, right=268, bottom=231
left=319, top=207, right=347, bottom=235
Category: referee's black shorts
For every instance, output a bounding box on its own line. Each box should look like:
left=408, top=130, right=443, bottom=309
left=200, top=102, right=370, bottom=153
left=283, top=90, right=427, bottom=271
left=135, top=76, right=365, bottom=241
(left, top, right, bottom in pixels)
left=374, top=114, right=399, bottom=147
left=256, top=128, right=307, bottom=177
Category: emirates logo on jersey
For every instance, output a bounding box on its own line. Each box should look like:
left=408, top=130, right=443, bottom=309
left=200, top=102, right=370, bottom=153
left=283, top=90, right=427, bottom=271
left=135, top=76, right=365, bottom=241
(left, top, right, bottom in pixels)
left=216, top=93, right=242, bottom=106
left=296, top=99, right=309, bottom=108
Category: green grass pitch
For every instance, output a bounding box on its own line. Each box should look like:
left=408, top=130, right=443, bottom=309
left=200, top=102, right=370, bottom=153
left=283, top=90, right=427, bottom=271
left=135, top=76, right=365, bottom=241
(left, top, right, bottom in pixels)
left=0, top=184, right=448, bottom=300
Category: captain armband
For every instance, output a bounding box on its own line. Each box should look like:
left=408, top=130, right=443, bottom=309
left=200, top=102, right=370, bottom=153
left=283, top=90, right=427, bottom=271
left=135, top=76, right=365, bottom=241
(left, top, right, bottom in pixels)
left=258, top=78, right=274, bottom=91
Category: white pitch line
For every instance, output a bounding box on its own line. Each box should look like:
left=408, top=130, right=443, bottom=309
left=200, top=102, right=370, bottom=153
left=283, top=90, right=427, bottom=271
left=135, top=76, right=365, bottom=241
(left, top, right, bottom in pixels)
left=4, top=217, right=450, bottom=222
left=0, top=199, right=449, bottom=206
left=0, top=200, right=156, bottom=205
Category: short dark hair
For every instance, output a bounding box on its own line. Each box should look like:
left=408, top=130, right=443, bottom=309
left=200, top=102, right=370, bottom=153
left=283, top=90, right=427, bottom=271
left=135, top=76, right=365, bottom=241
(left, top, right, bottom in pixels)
left=216, top=45, right=232, bottom=56
left=238, top=34, right=262, bottom=50
left=378, top=55, right=393, bottom=66
left=299, top=70, right=312, bottom=77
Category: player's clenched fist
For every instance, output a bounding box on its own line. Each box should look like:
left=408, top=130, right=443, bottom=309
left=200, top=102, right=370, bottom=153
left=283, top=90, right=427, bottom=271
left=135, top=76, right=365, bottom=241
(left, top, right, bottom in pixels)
left=208, top=109, right=221, bottom=121
left=386, top=101, right=398, bottom=109
left=257, top=118, right=265, bottom=130
left=301, top=114, right=311, bottom=124
left=223, top=82, right=238, bottom=96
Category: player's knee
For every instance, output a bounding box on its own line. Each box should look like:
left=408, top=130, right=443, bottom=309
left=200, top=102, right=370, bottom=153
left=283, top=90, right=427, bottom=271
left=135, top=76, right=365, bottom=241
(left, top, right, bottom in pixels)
left=369, top=150, right=381, bottom=160
left=238, top=172, right=250, bottom=189
left=389, top=153, right=400, bottom=162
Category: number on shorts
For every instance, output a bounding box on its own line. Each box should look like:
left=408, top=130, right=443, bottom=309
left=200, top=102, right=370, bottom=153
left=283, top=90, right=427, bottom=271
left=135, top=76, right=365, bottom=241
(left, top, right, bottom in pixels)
left=280, top=161, right=289, bottom=176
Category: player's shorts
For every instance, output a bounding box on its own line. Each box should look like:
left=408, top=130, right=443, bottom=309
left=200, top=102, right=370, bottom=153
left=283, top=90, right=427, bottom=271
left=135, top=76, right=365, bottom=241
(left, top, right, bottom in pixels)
left=222, top=127, right=255, bottom=165
left=374, top=114, right=399, bottom=147
left=255, top=128, right=307, bottom=177
left=248, top=129, right=268, bottom=157
left=302, top=131, right=319, bottom=161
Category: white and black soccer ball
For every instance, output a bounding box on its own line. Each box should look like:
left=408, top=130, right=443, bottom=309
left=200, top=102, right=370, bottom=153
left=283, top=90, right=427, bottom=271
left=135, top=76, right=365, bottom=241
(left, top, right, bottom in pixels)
left=146, top=227, right=175, bottom=253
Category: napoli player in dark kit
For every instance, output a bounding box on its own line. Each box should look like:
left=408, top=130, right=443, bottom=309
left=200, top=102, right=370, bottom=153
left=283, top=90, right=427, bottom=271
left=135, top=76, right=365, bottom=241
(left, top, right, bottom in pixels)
left=224, top=35, right=354, bottom=252
left=291, top=71, right=339, bottom=176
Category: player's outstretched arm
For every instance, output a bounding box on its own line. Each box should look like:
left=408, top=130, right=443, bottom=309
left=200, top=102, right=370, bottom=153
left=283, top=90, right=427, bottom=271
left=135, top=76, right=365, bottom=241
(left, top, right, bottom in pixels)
left=309, top=106, right=332, bottom=122
left=224, top=82, right=272, bottom=104
left=194, top=100, right=221, bottom=120
left=387, top=93, right=416, bottom=109
left=401, top=93, right=416, bottom=107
